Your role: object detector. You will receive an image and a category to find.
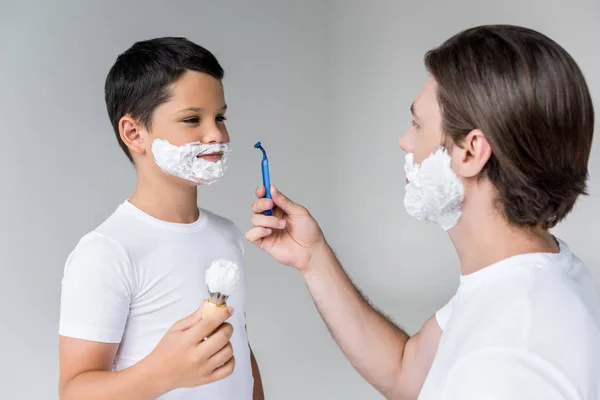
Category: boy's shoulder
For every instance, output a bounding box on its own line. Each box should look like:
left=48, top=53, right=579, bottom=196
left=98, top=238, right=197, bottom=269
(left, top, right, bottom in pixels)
left=78, top=203, right=243, bottom=252
left=200, top=208, right=240, bottom=232
left=199, top=208, right=245, bottom=253
left=69, top=203, right=245, bottom=266
left=68, top=202, right=132, bottom=260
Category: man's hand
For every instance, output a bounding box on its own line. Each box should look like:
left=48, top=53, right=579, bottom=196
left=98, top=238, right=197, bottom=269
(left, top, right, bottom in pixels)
left=245, top=185, right=443, bottom=400
left=246, top=185, right=325, bottom=272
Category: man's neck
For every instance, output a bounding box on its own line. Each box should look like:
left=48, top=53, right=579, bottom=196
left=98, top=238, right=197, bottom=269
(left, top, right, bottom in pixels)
left=129, top=173, right=199, bottom=224
left=449, top=200, right=558, bottom=276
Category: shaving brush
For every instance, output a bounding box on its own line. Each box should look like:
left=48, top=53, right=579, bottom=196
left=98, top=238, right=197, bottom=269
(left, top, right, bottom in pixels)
left=202, top=259, right=240, bottom=317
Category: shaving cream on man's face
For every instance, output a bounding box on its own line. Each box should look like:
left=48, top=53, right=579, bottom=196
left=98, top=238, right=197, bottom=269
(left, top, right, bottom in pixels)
left=151, top=138, right=230, bottom=184
left=404, top=147, right=464, bottom=231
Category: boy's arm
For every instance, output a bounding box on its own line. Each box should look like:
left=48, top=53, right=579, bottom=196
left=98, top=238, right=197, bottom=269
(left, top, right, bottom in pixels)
left=58, top=338, right=164, bottom=400
left=250, top=347, right=265, bottom=400
left=59, top=235, right=235, bottom=399
left=59, top=307, right=235, bottom=400
left=59, top=234, right=160, bottom=398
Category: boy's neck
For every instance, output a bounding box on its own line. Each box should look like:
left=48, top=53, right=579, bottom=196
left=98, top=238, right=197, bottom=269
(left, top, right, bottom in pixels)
left=449, top=199, right=559, bottom=276
left=129, top=173, right=200, bottom=224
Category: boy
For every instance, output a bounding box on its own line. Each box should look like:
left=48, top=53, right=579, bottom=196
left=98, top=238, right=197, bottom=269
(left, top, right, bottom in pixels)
left=59, top=37, right=263, bottom=399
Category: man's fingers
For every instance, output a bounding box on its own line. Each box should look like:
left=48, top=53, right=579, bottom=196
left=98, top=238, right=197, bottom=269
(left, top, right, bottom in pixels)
left=185, top=307, right=232, bottom=344
left=251, top=214, right=286, bottom=230
left=245, top=227, right=272, bottom=245
left=252, top=198, right=274, bottom=214
left=255, top=185, right=266, bottom=198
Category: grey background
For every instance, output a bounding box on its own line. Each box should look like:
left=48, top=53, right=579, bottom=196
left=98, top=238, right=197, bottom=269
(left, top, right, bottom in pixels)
left=0, top=0, right=598, bottom=399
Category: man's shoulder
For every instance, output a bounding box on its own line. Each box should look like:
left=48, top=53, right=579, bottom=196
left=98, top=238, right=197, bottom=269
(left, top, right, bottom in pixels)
left=453, top=250, right=600, bottom=354
left=440, top=347, right=584, bottom=400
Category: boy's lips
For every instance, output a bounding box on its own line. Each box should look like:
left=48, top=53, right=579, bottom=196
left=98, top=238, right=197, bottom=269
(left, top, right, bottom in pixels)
left=197, top=152, right=223, bottom=162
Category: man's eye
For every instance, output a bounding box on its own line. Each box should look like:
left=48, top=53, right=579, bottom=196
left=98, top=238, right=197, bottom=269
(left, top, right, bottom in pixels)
left=183, top=117, right=200, bottom=124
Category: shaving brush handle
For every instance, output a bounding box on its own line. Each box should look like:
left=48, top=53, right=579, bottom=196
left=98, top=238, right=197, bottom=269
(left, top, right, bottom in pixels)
left=201, top=300, right=227, bottom=318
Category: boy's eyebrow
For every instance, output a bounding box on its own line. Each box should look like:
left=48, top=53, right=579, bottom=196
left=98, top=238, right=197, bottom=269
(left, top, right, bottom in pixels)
left=177, top=104, right=228, bottom=113
left=410, top=102, right=419, bottom=120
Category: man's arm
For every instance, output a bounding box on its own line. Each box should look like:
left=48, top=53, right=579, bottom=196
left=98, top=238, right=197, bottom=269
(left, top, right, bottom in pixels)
left=247, top=186, right=443, bottom=399
left=250, top=348, right=265, bottom=400
left=302, top=242, right=443, bottom=399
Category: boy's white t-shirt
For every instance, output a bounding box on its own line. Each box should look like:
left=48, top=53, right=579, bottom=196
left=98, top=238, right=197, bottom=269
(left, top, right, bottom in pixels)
left=419, top=238, right=600, bottom=400
left=59, top=201, right=253, bottom=399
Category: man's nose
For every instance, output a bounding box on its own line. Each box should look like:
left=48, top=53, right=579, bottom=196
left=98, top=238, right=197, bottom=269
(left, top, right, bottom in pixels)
left=398, top=130, right=412, bottom=153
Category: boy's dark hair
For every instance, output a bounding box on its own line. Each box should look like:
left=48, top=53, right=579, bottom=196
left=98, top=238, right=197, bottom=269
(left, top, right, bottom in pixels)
left=105, top=37, right=224, bottom=162
left=425, top=25, right=595, bottom=229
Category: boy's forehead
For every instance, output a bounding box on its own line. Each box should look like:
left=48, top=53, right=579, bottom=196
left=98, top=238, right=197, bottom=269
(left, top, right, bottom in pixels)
left=163, top=71, right=225, bottom=108
left=171, top=71, right=223, bottom=95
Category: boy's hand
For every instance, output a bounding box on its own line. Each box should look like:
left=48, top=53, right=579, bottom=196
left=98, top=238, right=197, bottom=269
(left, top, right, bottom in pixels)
left=148, top=304, right=235, bottom=392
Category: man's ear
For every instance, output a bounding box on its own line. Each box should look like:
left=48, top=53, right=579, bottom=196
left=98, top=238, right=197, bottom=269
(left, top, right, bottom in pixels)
left=119, top=115, right=146, bottom=156
left=454, top=129, right=492, bottom=178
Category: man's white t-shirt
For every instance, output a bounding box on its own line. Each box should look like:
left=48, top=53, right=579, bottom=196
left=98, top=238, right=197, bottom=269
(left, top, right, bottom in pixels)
left=59, top=201, right=253, bottom=399
left=419, top=238, right=600, bottom=400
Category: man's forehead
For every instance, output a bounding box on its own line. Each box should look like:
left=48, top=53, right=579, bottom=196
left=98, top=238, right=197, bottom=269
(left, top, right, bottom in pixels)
left=412, top=78, right=439, bottom=117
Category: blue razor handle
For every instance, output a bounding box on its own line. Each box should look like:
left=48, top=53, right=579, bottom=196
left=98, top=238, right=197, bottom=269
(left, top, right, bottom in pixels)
left=254, top=141, right=273, bottom=216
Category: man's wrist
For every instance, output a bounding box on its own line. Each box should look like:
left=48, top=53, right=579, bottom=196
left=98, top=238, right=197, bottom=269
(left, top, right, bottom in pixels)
left=302, top=239, right=333, bottom=278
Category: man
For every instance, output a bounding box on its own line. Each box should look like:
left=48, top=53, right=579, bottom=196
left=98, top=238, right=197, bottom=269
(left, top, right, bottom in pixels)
left=59, top=37, right=264, bottom=399
left=248, top=25, right=600, bottom=399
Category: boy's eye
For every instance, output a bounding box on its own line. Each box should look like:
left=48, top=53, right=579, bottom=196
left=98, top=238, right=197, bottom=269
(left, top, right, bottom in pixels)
left=183, top=117, right=200, bottom=124
left=216, top=115, right=227, bottom=122
left=410, top=120, right=419, bottom=129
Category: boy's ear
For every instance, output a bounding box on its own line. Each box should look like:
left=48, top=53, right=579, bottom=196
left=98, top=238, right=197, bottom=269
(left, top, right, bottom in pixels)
left=119, top=115, right=146, bottom=155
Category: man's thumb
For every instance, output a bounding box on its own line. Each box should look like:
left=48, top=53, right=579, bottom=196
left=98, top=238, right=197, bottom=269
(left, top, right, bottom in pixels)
left=271, top=185, right=304, bottom=215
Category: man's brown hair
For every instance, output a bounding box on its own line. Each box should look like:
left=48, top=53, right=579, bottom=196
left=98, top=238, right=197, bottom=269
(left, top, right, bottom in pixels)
left=425, top=25, right=594, bottom=229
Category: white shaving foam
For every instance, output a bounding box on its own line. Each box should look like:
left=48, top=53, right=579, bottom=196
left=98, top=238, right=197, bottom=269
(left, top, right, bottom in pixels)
left=404, top=147, right=464, bottom=231
left=205, top=259, right=240, bottom=296
left=151, top=139, right=230, bottom=184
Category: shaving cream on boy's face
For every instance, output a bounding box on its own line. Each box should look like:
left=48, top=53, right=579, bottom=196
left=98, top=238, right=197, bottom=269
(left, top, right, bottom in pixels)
left=403, top=147, right=465, bottom=231
left=151, top=138, right=230, bottom=185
